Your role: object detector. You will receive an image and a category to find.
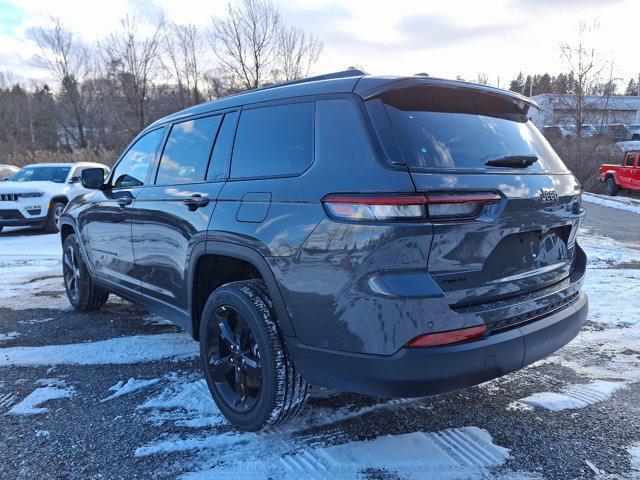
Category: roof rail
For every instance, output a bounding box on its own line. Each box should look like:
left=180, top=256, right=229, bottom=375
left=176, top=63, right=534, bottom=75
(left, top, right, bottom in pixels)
left=258, top=69, right=367, bottom=92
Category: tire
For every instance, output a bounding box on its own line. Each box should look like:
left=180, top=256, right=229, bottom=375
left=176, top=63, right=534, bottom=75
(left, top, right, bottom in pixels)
left=200, top=280, right=310, bottom=431
left=604, top=177, right=619, bottom=196
left=62, top=234, right=109, bottom=311
left=44, top=201, right=65, bottom=233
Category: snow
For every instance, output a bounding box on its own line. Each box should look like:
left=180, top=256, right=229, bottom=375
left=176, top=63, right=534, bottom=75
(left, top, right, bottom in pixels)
left=629, top=442, right=640, bottom=472
left=0, top=334, right=198, bottom=366
left=583, top=193, right=640, bottom=215
left=0, top=230, right=65, bottom=310
left=0, top=332, right=20, bottom=342
left=180, top=427, right=510, bottom=480
left=517, top=380, right=625, bottom=411
left=7, top=386, right=75, bottom=415
left=19, top=317, right=54, bottom=325
left=137, top=377, right=225, bottom=428
left=101, top=378, right=160, bottom=402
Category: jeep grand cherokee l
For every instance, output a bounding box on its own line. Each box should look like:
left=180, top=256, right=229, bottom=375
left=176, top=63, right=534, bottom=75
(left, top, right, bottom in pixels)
left=0, top=162, right=109, bottom=233
left=59, top=71, right=588, bottom=431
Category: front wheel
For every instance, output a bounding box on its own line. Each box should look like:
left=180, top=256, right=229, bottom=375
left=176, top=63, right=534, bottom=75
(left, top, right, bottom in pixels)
left=604, top=177, right=619, bottom=196
left=44, top=201, right=65, bottom=233
left=63, top=234, right=109, bottom=311
left=200, top=280, right=309, bottom=431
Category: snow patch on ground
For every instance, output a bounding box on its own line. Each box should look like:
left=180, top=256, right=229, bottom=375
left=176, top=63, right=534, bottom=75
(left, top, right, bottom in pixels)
left=101, top=378, right=160, bottom=402
left=0, top=333, right=198, bottom=366
left=181, top=427, right=510, bottom=480
left=0, top=331, right=20, bottom=342
left=629, top=442, right=640, bottom=472
left=518, top=380, right=626, bottom=411
left=583, top=268, right=640, bottom=326
left=583, top=193, right=640, bottom=215
left=19, top=317, right=54, bottom=325
left=7, top=386, right=75, bottom=415
left=137, top=377, right=225, bottom=428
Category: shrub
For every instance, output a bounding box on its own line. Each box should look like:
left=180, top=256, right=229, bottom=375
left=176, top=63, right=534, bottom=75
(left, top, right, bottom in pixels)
left=0, top=148, right=118, bottom=168
left=548, top=136, right=622, bottom=193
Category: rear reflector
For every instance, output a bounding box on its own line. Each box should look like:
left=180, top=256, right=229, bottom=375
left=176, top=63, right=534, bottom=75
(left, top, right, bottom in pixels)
left=322, top=192, right=501, bottom=222
left=406, top=325, right=487, bottom=347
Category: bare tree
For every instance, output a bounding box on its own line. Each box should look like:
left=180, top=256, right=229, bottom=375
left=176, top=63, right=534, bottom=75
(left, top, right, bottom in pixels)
left=28, top=17, right=93, bottom=147
left=208, top=0, right=281, bottom=90
left=275, top=25, right=322, bottom=82
left=164, top=22, right=205, bottom=108
left=555, top=21, right=606, bottom=139
left=99, top=14, right=164, bottom=133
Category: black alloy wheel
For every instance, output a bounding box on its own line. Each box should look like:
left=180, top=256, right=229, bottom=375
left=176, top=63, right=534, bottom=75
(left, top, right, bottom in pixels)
left=204, top=304, right=263, bottom=413
left=63, top=242, right=81, bottom=303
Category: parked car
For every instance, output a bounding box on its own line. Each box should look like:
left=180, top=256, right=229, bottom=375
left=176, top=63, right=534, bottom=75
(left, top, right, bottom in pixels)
left=626, top=124, right=640, bottom=141
left=593, top=123, right=631, bottom=141
left=0, top=162, right=110, bottom=233
left=60, top=71, right=588, bottom=431
left=541, top=125, right=563, bottom=140
left=600, top=150, right=640, bottom=195
left=0, top=164, right=19, bottom=181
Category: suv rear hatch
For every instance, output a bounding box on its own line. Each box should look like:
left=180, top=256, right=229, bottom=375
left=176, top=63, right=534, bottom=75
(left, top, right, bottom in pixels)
left=366, top=82, right=583, bottom=308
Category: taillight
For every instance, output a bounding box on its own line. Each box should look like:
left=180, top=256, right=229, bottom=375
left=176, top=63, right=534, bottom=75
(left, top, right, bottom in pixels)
left=322, top=192, right=501, bottom=222
left=406, top=325, right=487, bottom=348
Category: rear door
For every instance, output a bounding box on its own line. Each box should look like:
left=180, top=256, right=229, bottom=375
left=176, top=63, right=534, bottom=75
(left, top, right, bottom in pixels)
left=130, top=111, right=237, bottom=322
left=374, top=85, right=584, bottom=307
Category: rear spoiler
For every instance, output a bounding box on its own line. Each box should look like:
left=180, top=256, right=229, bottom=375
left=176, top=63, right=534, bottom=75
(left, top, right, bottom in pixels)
left=355, top=77, right=539, bottom=115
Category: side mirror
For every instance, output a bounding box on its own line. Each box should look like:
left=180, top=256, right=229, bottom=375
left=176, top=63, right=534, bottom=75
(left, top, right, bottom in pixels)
left=68, top=176, right=80, bottom=184
left=81, top=168, right=105, bottom=190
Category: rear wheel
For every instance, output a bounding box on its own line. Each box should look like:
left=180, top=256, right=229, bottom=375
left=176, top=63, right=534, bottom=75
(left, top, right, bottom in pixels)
left=44, top=201, right=64, bottom=233
left=604, top=177, right=619, bottom=196
left=200, top=280, right=309, bottom=431
left=63, top=234, right=109, bottom=311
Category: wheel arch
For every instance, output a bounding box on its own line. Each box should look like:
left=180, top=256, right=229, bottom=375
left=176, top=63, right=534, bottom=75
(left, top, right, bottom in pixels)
left=189, top=241, right=296, bottom=341
left=50, top=195, right=70, bottom=206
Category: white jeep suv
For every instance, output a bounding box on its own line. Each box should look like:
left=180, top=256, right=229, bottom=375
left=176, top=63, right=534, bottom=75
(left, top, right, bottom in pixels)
left=0, top=162, right=109, bottom=233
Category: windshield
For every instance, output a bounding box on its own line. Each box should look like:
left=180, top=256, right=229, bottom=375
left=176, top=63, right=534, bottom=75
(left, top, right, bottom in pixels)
left=11, top=166, right=71, bottom=183
left=385, top=105, right=569, bottom=172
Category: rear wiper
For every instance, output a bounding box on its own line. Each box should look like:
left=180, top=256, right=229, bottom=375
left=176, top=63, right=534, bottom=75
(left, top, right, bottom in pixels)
left=484, top=155, right=539, bottom=168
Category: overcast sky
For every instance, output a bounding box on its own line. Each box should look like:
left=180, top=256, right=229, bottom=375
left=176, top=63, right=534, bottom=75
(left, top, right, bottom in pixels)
left=1, top=0, right=638, bottom=88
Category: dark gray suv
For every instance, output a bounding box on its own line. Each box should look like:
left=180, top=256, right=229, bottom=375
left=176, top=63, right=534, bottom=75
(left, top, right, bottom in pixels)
left=59, top=71, right=588, bottom=431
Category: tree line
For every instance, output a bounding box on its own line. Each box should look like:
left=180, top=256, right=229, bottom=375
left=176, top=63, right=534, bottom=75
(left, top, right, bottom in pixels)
left=0, top=0, right=322, bottom=163
left=508, top=71, right=639, bottom=97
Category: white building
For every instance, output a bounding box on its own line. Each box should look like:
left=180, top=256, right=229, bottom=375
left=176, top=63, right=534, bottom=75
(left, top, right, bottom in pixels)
left=530, top=93, right=640, bottom=127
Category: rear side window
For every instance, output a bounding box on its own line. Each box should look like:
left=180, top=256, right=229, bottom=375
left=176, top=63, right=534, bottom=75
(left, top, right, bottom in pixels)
left=111, top=128, right=164, bottom=188
left=231, top=102, right=314, bottom=179
left=382, top=86, right=569, bottom=173
left=156, top=115, right=222, bottom=185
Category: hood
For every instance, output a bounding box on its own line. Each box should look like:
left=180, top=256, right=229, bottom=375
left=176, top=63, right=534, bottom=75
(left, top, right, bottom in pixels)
left=0, top=181, right=70, bottom=194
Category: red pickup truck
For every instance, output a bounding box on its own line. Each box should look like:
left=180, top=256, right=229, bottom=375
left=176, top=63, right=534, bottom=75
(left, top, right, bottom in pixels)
left=600, top=151, right=640, bottom=195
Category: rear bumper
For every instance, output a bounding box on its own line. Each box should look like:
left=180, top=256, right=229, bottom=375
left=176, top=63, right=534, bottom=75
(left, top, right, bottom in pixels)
left=287, top=292, right=588, bottom=397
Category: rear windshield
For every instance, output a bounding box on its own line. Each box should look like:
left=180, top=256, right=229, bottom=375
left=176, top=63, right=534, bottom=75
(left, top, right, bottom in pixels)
left=382, top=88, right=569, bottom=173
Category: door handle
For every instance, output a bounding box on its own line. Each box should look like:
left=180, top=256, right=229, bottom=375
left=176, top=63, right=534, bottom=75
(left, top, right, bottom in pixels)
left=184, top=194, right=210, bottom=211
left=117, top=197, right=133, bottom=208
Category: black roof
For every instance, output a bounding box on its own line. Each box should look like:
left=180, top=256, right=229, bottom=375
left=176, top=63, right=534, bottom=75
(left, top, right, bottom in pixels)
left=147, top=70, right=538, bottom=131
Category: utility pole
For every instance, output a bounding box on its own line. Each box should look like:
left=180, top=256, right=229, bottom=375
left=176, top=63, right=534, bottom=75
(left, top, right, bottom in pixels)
left=637, top=73, right=640, bottom=96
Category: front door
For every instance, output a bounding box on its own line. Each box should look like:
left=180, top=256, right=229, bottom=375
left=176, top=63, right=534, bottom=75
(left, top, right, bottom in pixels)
left=130, top=111, right=237, bottom=320
left=80, top=127, right=165, bottom=296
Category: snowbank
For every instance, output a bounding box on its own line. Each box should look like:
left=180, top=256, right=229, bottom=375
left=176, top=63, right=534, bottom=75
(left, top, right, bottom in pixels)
left=583, top=193, right=640, bottom=215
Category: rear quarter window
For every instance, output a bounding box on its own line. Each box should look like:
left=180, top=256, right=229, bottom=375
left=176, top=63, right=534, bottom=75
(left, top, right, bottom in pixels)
left=231, top=102, right=314, bottom=179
